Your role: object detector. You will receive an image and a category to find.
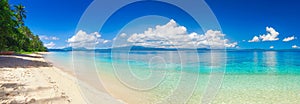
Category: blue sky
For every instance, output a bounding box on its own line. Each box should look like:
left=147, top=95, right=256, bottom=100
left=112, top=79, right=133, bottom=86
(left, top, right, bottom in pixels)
left=9, top=0, right=300, bottom=49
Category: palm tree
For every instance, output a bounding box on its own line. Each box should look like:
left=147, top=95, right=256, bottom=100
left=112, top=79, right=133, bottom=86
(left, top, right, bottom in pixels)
left=14, top=4, right=26, bottom=27
left=0, top=0, right=18, bottom=51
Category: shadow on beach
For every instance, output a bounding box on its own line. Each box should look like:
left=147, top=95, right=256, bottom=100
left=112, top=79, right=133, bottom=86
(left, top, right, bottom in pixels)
left=0, top=55, right=51, bottom=68
left=0, top=54, right=68, bottom=103
left=0, top=83, right=26, bottom=101
left=0, top=82, right=66, bottom=103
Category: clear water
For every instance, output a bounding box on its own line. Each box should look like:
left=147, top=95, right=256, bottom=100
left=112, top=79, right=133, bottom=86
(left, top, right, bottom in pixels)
left=44, top=50, right=300, bottom=104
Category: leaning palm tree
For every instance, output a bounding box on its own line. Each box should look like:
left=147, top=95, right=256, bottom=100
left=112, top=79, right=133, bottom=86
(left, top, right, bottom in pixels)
left=14, top=4, right=26, bottom=27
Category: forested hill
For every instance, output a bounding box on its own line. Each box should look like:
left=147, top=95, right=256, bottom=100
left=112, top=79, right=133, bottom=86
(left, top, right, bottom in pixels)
left=0, top=0, right=47, bottom=52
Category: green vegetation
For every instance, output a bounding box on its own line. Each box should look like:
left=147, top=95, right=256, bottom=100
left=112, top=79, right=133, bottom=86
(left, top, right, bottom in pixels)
left=0, top=0, right=47, bottom=52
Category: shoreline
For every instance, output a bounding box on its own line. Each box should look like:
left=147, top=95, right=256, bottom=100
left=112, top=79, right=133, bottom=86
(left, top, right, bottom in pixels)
left=0, top=53, right=122, bottom=104
left=7, top=52, right=299, bottom=103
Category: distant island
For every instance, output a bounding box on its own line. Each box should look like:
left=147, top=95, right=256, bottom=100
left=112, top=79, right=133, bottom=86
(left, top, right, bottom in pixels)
left=47, top=46, right=300, bottom=52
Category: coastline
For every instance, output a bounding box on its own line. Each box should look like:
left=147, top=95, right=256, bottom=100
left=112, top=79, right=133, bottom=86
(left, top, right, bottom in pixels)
left=3, top=52, right=299, bottom=103
left=0, top=53, right=122, bottom=104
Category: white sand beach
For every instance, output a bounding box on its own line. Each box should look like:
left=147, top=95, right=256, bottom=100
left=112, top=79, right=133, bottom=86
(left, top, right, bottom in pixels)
left=0, top=53, right=122, bottom=104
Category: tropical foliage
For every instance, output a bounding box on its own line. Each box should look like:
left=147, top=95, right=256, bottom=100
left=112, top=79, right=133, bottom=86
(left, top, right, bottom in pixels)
left=0, top=0, right=47, bottom=52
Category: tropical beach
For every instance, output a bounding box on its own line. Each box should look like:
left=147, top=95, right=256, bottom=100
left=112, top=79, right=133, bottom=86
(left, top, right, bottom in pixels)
left=1, top=50, right=300, bottom=104
left=1, top=0, right=300, bottom=104
left=0, top=53, right=122, bottom=104
left=0, top=53, right=81, bottom=103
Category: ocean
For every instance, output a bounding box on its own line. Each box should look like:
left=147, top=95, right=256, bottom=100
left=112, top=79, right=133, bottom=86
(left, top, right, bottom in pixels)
left=44, top=49, right=300, bottom=103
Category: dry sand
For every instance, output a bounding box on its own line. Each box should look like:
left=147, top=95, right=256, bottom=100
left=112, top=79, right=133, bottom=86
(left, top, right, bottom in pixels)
left=0, top=53, right=122, bottom=104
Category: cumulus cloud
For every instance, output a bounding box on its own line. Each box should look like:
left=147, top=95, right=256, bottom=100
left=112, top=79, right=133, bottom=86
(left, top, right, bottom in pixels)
left=292, top=45, right=299, bottom=49
left=225, top=42, right=238, bottom=48
left=121, top=19, right=237, bottom=49
left=39, top=35, right=59, bottom=40
left=283, top=36, right=296, bottom=42
left=248, top=36, right=260, bottom=42
left=260, top=27, right=279, bottom=41
left=248, top=27, right=280, bottom=42
left=67, top=30, right=110, bottom=49
left=44, top=42, right=55, bottom=48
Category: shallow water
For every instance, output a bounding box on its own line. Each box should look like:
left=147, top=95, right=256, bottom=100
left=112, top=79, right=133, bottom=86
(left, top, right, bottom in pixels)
left=44, top=50, right=300, bottom=103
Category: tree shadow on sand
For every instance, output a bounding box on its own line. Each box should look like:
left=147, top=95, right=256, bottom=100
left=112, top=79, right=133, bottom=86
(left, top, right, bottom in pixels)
left=0, top=55, right=70, bottom=103
left=0, top=83, right=67, bottom=103
left=0, top=56, right=51, bottom=68
left=0, top=83, right=26, bottom=101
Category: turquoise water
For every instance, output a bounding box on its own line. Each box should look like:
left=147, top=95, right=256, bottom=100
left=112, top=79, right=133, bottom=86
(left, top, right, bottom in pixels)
left=44, top=50, right=300, bottom=103
left=45, top=50, right=300, bottom=74
left=96, top=50, right=300, bottom=74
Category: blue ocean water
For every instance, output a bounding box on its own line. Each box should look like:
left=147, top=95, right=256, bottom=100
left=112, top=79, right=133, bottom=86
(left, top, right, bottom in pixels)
left=45, top=50, right=300, bottom=74
left=44, top=50, right=300, bottom=103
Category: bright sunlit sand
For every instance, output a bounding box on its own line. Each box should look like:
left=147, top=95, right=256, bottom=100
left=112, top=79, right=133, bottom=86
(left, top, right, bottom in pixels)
left=0, top=53, right=121, bottom=104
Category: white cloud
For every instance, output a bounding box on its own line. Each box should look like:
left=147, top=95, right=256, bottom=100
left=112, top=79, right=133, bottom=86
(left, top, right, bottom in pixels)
left=283, top=36, right=296, bottom=42
left=225, top=42, right=238, bottom=48
left=67, top=30, right=110, bottom=49
left=270, top=46, right=274, bottom=49
left=119, top=19, right=237, bottom=49
left=44, top=42, right=55, bottom=48
left=292, top=45, right=299, bottom=49
left=259, top=27, right=279, bottom=41
left=103, top=40, right=110, bottom=44
left=120, top=33, right=127, bottom=38
left=248, top=27, right=280, bottom=42
left=39, top=35, right=60, bottom=40
left=248, top=36, right=260, bottom=42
